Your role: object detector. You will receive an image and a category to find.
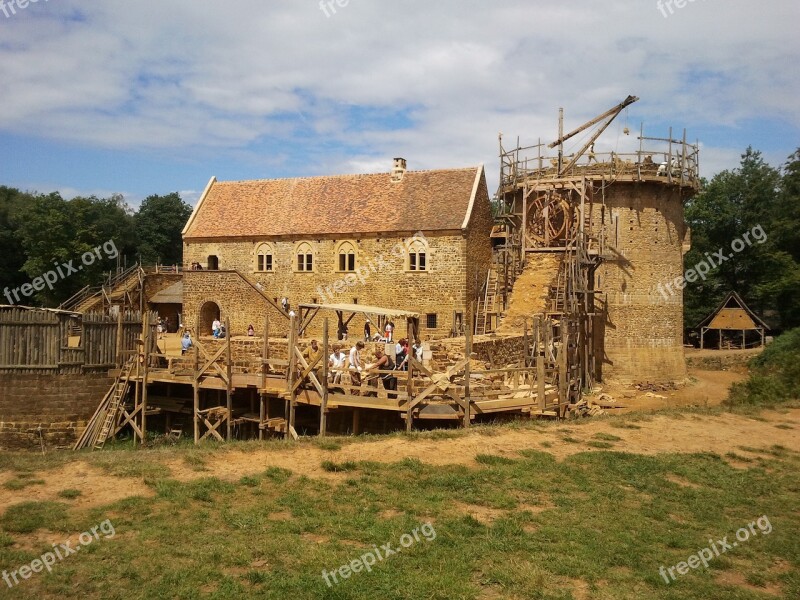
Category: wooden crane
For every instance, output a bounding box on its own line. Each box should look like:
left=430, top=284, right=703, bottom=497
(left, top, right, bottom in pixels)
left=549, top=95, right=639, bottom=176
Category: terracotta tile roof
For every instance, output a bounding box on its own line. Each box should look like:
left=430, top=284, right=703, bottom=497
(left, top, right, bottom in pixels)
left=183, top=166, right=483, bottom=239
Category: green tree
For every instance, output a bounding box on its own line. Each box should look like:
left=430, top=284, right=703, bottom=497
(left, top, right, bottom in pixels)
left=13, top=193, right=136, bottom=306
left=684, top=147, right=800, bottom=330
left=0, top=186, right=31, bottom=297
left=134, top=192, right=192, bottom=266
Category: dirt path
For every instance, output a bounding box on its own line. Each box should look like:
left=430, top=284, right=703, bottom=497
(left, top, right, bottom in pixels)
left=2, top=407, right=797, bottom=515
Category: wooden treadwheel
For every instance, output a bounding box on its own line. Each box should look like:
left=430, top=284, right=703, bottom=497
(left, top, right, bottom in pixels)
left=526, top=194, right=571, bottom=246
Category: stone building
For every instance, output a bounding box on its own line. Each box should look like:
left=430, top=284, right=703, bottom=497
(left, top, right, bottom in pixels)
left=181, top=159, right=493, bottom=339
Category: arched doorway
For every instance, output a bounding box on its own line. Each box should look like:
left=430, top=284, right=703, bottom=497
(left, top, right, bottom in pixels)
left=199, top=301, right=221, bottom=336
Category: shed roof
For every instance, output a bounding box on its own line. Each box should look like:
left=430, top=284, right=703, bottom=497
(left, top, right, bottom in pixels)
left=696, top=291, right=769, bottom=331
left=182, top=166, right=485, bottom=240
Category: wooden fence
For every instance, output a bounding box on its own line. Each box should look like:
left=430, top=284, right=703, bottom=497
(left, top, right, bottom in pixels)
left=0, top=307, right=143, bottom=374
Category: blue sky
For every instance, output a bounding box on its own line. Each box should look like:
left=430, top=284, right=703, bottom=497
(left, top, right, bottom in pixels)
left=0, top=0, right=798, bottom=208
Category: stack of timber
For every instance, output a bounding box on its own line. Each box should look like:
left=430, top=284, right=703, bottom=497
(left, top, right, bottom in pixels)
left=73, top=359, right=134, bottom=450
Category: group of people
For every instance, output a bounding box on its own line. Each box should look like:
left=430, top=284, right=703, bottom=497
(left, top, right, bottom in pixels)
left=189, top=262, right=205, bottom=270
left=363, top=320, right=396, bottom=343
left=298, top=337, right=424, bottom=397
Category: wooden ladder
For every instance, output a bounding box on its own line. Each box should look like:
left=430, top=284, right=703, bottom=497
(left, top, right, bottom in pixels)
left=93, top=361, right=133, bottom=449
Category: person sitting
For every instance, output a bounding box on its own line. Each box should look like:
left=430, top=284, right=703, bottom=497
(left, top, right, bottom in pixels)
left=212, top=319, right=221, bottom=338
left=247, top=324, right=255, bottom=337
left=373, top=348, right=397, bottom=396
left=217, top=326, right=227, bottom=339
left=181, top=332, right=193, bottom=355
left=329, top=344, right=346, bottom=384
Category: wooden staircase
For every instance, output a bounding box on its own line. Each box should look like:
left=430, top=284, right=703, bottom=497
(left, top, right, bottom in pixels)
left=60, top=264, right=144, bottom=314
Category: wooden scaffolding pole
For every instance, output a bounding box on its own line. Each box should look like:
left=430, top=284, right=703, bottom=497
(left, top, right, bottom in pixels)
left=463, top=314, right=472, bottom=428
left=225, top=318, right=232, bottom=441
left=537, top=316, right=546, bottom=412
left=320, top=318, right=329, bottom=437
left=259, top=313, right=269, bottom=441
left=115, top=309, right=123, bottom=369
left=140, top=311, right=150, bottom=446
left=193, top=314, right=200, bottom=445
left=287, top=313, right=297, bottom=438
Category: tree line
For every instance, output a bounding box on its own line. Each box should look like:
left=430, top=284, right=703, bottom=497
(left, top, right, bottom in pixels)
left=684, top=147, right=800, bottom=333
left=0, top=188, right=192, bottom=306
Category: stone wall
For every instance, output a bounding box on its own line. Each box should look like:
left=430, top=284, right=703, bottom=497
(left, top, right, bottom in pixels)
left=591, top=182, right=690, bottom=383
left=0, top=373, right=113, bottom=450
left=182, top=233, right=473, bottom=340
left=465, top=176, right=495, bottom=316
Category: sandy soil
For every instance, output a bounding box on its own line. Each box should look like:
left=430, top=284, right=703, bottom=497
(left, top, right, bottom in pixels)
left=2, top=404, right=797, bottom=516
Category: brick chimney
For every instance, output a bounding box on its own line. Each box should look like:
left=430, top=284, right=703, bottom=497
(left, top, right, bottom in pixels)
left=391, top=157, right=407, bottom=182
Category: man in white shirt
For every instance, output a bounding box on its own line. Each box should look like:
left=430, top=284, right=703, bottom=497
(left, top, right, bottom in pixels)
left=348, top=341, right=365, bottom=389
left=329, top=344, right=346, bottom=384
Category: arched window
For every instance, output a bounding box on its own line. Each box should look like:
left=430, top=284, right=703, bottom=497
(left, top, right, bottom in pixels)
left=255, top=243, right=274, bottom=272
left=407, top=239, right=428, bottom=272
left=336, top=241, right=357, bottom=272
left=207, top=255, right=219, bottom=270
left=296, top=242, right=314, bottom=272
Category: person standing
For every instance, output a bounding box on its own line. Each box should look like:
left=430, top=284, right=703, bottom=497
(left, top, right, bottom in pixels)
left=181, top=332, right=193, bottom=355
left=302, top=339, right=323, bottom=386
left=348, top=341, right=365, bottom=390
left=373, top=347, right=397, bottom=395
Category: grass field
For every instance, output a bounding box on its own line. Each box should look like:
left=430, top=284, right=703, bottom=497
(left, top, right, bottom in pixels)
left=0, top=407, right=798, bottom=599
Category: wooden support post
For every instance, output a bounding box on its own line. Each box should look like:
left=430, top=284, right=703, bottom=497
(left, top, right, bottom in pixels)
left=523, top=319, right=529, bottom=367
left=140, top=312, right=151, bottom=446
left=537, top=317, right=546, bottom=412
left=133, top=358, right=140, bottom=448
left=320, top=318, right=329, bottom=437
left=405, top=345, right=414, bottom=433
left=352, top=409, right=360, bottom=435
left=260, top=313, right=269, bottom=441
left=463, top=314, right=472, bottom=428
left=193, top=314, right=200, bottom=445
left=115, top=308, right=123, bottom=369
left=287, top=313, right=297, bottom=438
left=225, top=318, right=232, bottom=441
left=559, top=324, right=568, bottom=406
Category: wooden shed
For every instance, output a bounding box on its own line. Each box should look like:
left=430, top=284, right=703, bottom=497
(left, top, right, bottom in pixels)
left=696, top=291, right=768, bottom=349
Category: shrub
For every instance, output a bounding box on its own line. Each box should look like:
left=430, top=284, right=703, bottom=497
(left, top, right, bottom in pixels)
left=726, top=328, right=800, bottom=407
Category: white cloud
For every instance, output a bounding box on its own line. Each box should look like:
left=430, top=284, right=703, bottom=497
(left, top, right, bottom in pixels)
left=0, top=0, right=797, bottom=188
